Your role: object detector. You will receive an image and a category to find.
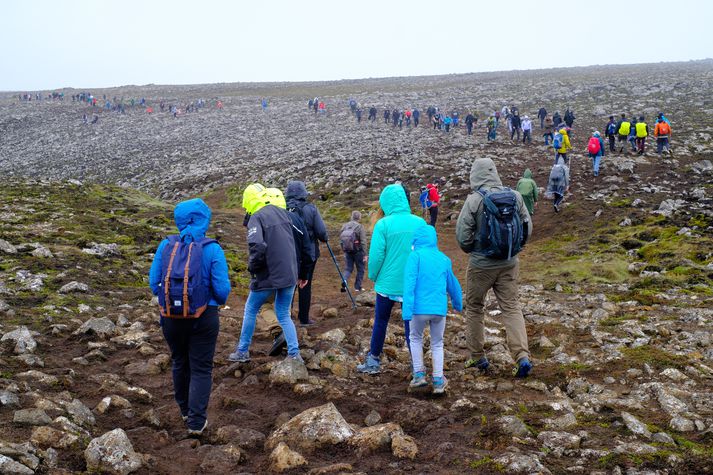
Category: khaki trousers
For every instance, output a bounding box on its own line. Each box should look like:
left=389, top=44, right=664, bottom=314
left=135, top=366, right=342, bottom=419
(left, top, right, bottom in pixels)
left=465, top=261, right=530, bottom=363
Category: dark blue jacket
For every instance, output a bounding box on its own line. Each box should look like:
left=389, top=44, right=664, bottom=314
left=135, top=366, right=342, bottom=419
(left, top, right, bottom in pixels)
left=285, top=181, right=328, bottom=260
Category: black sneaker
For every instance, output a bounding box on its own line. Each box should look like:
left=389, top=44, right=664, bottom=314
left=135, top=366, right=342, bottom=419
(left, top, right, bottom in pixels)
left=268, top=332, right=287, bottom=356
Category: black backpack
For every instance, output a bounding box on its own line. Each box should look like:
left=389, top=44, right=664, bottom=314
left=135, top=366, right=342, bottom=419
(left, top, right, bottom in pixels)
left=477, top=188, right=525, bottom=260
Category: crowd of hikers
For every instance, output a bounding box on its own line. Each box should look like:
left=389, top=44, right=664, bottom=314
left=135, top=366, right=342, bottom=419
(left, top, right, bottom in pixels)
left=149, top=156, right=537, bottom=436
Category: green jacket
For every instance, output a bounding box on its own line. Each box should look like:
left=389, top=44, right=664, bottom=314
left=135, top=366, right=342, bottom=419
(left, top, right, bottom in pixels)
left=368, top=184, right=426, bottom=296
left=516, top=169, right=538, bottom=216
left=456, top=158, right=533, bottom=269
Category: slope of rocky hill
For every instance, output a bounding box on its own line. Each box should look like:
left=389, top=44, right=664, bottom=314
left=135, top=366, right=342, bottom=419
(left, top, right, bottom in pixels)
left=0, top=61, right=712, bottom=474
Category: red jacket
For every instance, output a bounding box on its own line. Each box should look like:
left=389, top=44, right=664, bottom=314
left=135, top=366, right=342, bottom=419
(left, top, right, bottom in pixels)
left=427, top=185, right=440, bottom=206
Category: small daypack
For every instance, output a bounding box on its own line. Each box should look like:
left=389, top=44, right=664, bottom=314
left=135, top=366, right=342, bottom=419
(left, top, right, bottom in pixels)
left=477, top=188, right=525, bottom=260
left=619, top=121, right=631, bottom=136
left=657, top=122, right=671, bottom=136
left=606, top=122, right=617, bottom=136
left=158, top=235, right=217, bottom=318
left=588, top=137, right=601, bottom=155
left=553, top=132, right=563, bottom=149
left=419, top=189, right=433, bottom=209
left=339, top=223, right=361, bottom=252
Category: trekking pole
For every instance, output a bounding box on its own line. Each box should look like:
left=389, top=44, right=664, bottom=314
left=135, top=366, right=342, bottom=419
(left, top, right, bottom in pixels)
left=325, top=241, right=357, bottom=309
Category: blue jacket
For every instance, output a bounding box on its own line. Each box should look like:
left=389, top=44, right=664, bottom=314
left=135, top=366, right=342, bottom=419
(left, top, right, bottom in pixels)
left=401, top=225, right=463, bottom=320
left=368, top=185, right=426, bottom=296
left=149, top=198, right=231, bottom=306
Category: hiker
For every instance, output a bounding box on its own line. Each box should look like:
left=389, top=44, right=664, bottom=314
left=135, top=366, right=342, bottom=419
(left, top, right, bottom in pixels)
left=564, top=108, right=575, bottom=127
left=494, top=110, right=500, bottom=128
left=486, top=115, right=497, bottom=141
left=356, top=184, right=426, bottom=374
left=261, top=98, right=268, bottom=110
left=654, top=113, right=672, bottom=156
left=355, top=107, right=362, bottom=122
left=546, top=161, right=570, bottom=212
left=403, top=225, right=463, bottom=394
left=515, top=169, right=538, bottom=216
left=425, top=181, right=441, bottom=227
left=521, top=116, right=533, bottom=144
left=229, top=184, right=303, bottom=363
left=313, top=98, right=319, bottom=113
left=587, top=131, right=605, bottom=176
left=605, top=115, right=618, bottom=153
left=384, top=109, right=390, bottom=123
left=552, top=111, right=562, bottom=128
left=465, top=112, right=476, bottom=135
left=456, top=158, right=533, bottom=378
left=369, top=106, right=377, bottom=121
left=537, top=107, right=547, bottom=129
left=285, top=181, right=328, bottom=326
left=404, top=109, right=412, bottom=126
left=635, top=116, right=648, bottom=155
left=412, top=108, right=420, bottom=127
left=452, top=111, right=459, bottom=127
left=443, top=115, right=452, bottom=132
left=553, top=126, right=571, bottom=164
left=617, top=114, right=631, bottom=153
left=432, top=112, right=440, bottom=130
left=510, top=112, right=522, bottom=141
left=392, top=109, right=400, bottom=127
left=543, top=114, right=554, bottom=145
left=149, top=198, right=231, bottom=436
left=339, top=211, right=368, bottom=293
left=91, top=114, right=99, bottom=124
left=318, top=101, right=325, bottom=113
left=308, top=98, right=314, bottom=110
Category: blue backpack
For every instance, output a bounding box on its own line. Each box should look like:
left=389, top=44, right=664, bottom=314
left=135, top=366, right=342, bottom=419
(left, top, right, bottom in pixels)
left=477, top=189, right=525, bottom=260
left=157, top=235, right=216, bottom=318
left=553, top=132, right=563, bottom=149
left=419, top=189, right=433, bottom=209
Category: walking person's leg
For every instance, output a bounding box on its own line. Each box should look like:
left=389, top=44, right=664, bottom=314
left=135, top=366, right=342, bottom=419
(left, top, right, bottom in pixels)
left=235, top=289, right=271, bottom=355
left=465, top=264, right=498, bottom=366
left=429, top=206, right=438, bottom=227
left=368, top=294, right=395, bottom=359
left=297, top=262, right=316, bottom=323
left=430, top=316, right=446, bottom=378
left=354, top=250, right=365, bottom=290
left=274, top=287, right=300, bottom=356
left=409, top=316, right=427, bottom=375
left=162, top=318, right=191, bottom=420
left=491, top=263, right=530, bottom=366
left=342, top=252, right=355, bottom=289
left=185, top=307, right=219, bottom=431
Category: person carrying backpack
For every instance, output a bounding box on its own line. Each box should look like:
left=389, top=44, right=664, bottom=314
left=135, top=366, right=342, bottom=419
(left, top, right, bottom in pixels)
left=628, top=117, right=638, bottom=153
left=412, top=108, right=420, bottom=127
left=402, top=225, right=462, bottom=394
left=654, top=113, right=672, bottom=156
left=605, top=116, right=617, bottom=153
left=543, top=114, right=554, bottom=145
left=617, top=114, right=630, bottom=153
left=635, top=116, right=648, bottom=155
left=425, top=181, right=441, bottom=227
left=552, top=111, right=562, bottom=127
left=149, top=198, right=231, bottom=437
left=487, top=115, right=497, bottom=141
left=465, top=112, right=476, bottom=135
left=285, top=181, right=328, bottom=326
left=510, top=112, right=522, bottom=141
left=229, top=184, right=304, bottom=364
left=546, top=161, right=570, bottom=212
left=515, top=168, right=538, bottom=216
left=553, top=126, right=571, bottom=164
left=456, top=158, right=532, bottom=378
left=356, top=184, right=426, bottom=374
left=339, top=211, right=368, bottom=293
left=587, top=131, right=605, bottom=176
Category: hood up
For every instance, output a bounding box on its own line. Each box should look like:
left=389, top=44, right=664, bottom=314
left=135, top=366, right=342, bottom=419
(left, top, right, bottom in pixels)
left=243, top=183, right=267, bottom=215
left=379, top=184, right=410, bottom=216
left=523, top=168, right=533, bottom=179
left=411, top=224, right=437, bottom=250
left=174, top=198, right=212, bottom=242
left=285, top=181, right=309, bottom=200
left=470, top=158, right=503, bottom=191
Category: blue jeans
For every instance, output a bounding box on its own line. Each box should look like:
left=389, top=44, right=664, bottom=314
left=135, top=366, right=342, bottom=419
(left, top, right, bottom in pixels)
left=590, top=152, right=602, bottom=175
left=238, top=287, right=299, bottom=356
left=162, top=306, right=219, bottom=431
left=343, top=250, right=365, bottom=290
left=657, top=137, right=669, bottom=154
left=369, top=293, right=411, bottom=360
left=544, top=132, right=553, bottom=145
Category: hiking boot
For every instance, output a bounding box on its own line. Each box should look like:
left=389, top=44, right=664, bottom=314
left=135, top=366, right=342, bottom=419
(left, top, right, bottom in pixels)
left=432, top=376, right=449, bottom=394
left=268, top=332, right=287, bottom=357
left=514, top=358, right=533, bottom=378
left=356, top=354, right=381, bottom=375
left=409, top=371, right=428, bottom=388
left=340, top=282, right=346, bottom=293
left=299, top=319, right=316, bottom=327
left=187, top=419, right=208, bottom=437
left=553, top=204, right=560, bottom=213
left=286, top=353, right=304, bottom=364
left=228, top=350, right=250, bottom=363
left=465, top=357, right=490, bottom=372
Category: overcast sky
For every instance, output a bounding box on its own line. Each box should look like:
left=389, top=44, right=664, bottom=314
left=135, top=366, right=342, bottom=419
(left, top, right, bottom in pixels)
left=2, top=0, right=710, bottom=91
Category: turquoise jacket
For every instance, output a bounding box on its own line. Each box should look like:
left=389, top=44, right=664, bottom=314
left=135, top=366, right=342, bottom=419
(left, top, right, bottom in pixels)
left=368, top=184, right=426, bottom=296
left=402, top=226, right=463, bottom=321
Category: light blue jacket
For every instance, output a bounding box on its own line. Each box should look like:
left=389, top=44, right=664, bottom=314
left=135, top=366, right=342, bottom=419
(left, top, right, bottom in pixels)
left=149, top=198, right=231, bottom=307
left=368, top=184, right=426, bottom=296
left=402, top=225, right=463, bottom=321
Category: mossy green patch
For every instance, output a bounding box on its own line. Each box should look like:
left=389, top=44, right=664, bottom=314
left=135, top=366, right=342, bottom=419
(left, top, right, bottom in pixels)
left=621, top=345, right=689, bottom=370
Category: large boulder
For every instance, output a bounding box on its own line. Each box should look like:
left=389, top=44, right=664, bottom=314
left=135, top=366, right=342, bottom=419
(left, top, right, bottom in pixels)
left=74, top=317, right=116, bottom=339
left=84, top=428, right=143, bottom=475
left=269, top=357, right=309, bottom=385
left=1, top=327, right=38, bottom=354
left=266, top=402, right=354, bottom=453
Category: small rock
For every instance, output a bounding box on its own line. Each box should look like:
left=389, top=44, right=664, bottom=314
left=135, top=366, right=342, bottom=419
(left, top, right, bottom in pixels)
left=355, top=291, right=376, bottom=307
left=322, top=308, right=339, bottom=319
left=74, top=317, right=116, bottom=339
left=198, top=444, right=244, bottom=472
left=534, top=334, right=555, bottom=349
left=269, top=357, right=309, bottom=385
left=0, top=239, right=17, bottom=254
left=669, top=416, right=695, bottom=432
left=84, top=428, right=143, bottom=475
left=82, top=242, right=120, bottom=258
left=1, top=326, right=38, bottom=354
left=391, top=432, right=418, bottom=459
left=364, top=410, right=382, bottom=427
left=30, top=426, right=79, bottom=449
left=499, top=415, right=531, bottom=437
left=213, top=425, right=265, bottom=449
left=64, top=399, right=96, bottom=427
left=537, top=431, right=581, bottom=450
left=13, top=408, right=52, bottom=426
left=349, top=423, right=402, bottom=454
left=58, top=281, right=89, bottom=294
left=266, top=402, right=355, bottom=453
left=0, top=454, right=34, bottom=475
left=269, top=442, right=308, bottom=472
left=621, top=412, right=652, bottom=439
left=0, top=390, right=21, bottom=407
left=652, top=432, right=675, bottom=444
left=318, top=328, right=346, bottom=345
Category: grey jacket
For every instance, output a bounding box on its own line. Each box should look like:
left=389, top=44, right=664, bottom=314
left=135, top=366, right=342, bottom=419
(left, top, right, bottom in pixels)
left=247, top=204, right=297, bottom=291
left=286, top=181, right=328, bottom=260
left=456, top=158, right=532, bottom=269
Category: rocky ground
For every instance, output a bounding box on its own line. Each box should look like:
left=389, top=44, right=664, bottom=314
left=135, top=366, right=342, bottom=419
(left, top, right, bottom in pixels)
left=0, top=60, right=712, bottom=474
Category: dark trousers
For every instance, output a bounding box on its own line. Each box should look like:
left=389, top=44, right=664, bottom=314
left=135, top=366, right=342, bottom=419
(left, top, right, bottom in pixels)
left=553, top=193, right=565, bottom=207
left=162, top=306, right=219, bottom=431
left=540, top=117, right=544, bottom=129
left=467, top=124, right=473, bottom=135
left=636, top=137, right=646, bottom=153
left=429, top=206, right=439, bottom=227
left=414, top=117, right=419, bottom=127
left=511, top=128, right=521, bottom=141
left=523, top=130, right=532, bottom=143
left=297, top=261, right=316, bottom=323
left=608, top=135, right=616, bottom=152
left=343, top=250, right=365, bottom=290
left=369, top=294, right=411, bottom=359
